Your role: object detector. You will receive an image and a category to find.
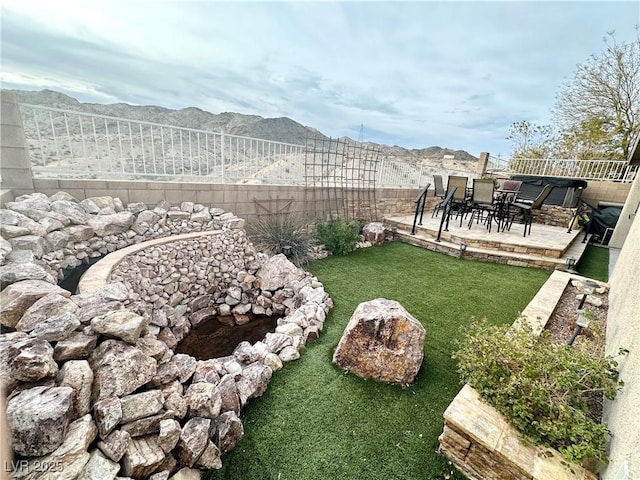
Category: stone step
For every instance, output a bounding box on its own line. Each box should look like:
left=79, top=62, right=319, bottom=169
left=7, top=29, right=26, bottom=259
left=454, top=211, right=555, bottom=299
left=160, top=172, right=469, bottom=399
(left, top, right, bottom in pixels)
left=387, top=223, right=592, bottom=271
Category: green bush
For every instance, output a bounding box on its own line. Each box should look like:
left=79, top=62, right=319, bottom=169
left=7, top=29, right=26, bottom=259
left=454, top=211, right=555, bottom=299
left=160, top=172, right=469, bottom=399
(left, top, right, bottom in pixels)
left=453, top=319, right=625, bottom=464
left=247, top=213, right=314, bottom=266
left=315, top=218, right=362, bottom=256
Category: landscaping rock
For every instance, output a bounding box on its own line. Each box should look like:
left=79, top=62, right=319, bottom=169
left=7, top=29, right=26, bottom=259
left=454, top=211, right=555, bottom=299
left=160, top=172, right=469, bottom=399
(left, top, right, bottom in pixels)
left=97, top=430, right=131, bottom=462
left=255, top=254, right=305, bottom=291
left=120, top=390, right=165, bottom=423
left=0, top=262, right=55, bottom=289
left=333, top=298, right=425, bottom=384
left=6, top=386, right=75, bottom=456
left=91, top=310, right=146, bottom=344
left=11, top=414, right=97, bottom=480
left=184, top=382, right=222, bottom=419
left=15, top=292, right=78, bottom=332
left=29, top=312, right=81, bottom=342
left=235, top=363, right=272, bottom=405
left=57, top=360, right=94, bottom=416
left=54, top=331, right=98, bottom=361
left=121, top=436, right=166, bottom=478
left=158, top=419, right=182, bottom=453
left=214, top=411, right=244, bottom=453
left=362, top=222, right=386, bottom=246
left=89, top=340, right=157, bottom=400
left=0, top=280, right=70, bottom=328
left=78, top=449, right=120, bottom=480
left=9, top=337, right=58, bottom=381
left=175, top=417, right=211, bottom=467
left=0, top=332, right=28, bottom=392
left=94, top=397, right=123, bottom=438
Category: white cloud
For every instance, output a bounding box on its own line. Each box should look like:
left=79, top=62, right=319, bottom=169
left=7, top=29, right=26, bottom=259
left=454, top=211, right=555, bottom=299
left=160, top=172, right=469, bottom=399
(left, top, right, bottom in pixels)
left=1, top=0, right=638, bottom=157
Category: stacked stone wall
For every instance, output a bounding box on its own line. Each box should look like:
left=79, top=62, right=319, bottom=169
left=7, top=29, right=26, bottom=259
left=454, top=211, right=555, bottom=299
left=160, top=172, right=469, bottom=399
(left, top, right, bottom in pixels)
left=0, top=191, right=333, bottom=479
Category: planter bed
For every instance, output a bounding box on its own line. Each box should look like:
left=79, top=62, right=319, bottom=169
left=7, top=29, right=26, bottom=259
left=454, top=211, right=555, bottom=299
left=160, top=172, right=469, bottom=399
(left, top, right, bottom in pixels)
left=438, top=270, right=606, bottom=480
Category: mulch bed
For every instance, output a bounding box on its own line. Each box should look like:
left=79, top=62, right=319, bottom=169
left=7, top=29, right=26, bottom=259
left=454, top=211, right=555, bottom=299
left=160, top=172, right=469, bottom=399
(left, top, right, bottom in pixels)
left=544, top=280, right=609, bottom=422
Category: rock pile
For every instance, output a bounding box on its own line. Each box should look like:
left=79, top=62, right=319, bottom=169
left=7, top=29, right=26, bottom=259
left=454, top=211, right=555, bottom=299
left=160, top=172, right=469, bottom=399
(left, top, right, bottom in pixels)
left=0, top=192, right=333, bottom=479
left=0, top=192, right=244, bottom=285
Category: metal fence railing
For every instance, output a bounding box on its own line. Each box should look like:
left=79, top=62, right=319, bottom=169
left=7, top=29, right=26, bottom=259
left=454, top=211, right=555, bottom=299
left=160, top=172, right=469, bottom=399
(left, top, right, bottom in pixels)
left=19, top=103, right=307, bottom=184
left=18, top=103, right=477, bottom=187
left=487, top=155, right=637, bottom=183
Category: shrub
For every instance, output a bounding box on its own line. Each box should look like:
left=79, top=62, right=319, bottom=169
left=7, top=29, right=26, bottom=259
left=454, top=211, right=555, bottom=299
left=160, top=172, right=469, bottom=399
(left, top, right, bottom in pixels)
left=247, top=213, right=314, bottom=266
left=315, top=218, right=362, bottom=256
left=452, top=319, right=625, bottom=464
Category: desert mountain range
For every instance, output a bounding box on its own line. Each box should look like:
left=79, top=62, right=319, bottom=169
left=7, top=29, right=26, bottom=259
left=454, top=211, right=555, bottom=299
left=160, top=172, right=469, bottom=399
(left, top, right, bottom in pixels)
left=13, top=89, right=478, bottom=172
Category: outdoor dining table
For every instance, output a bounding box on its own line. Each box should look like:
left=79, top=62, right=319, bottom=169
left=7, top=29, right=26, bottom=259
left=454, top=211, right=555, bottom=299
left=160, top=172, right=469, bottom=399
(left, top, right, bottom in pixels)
left=492, top=189, right=521, bottom=231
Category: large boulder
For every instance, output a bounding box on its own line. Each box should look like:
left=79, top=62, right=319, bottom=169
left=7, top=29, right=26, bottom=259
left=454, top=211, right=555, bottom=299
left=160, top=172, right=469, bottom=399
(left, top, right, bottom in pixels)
left=50, top=200, right=89, bottom=225
left=362, top=222, right=386, bottom=246
left=8, top=235, right=49, bottom=258
left=255, top=254, right=305, bottom=291
left=332, top=298, right=425, bottom=384
left=0, top=332, right=28, bottom=392
left=0, top=209, right=47, bottom=235
left=6, top=193, right=51, bottom=220
left=121, top=435, right=165, bottom=478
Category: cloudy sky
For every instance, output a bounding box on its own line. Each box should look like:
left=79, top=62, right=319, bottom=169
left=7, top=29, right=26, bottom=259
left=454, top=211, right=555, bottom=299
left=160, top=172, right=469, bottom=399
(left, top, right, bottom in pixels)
left=1, top=1, right=638, bottom=157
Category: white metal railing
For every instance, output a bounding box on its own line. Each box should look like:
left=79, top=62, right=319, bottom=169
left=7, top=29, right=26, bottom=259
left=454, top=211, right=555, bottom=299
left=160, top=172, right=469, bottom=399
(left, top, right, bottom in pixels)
left=19, top=104, right=306, bottom=184
left=18, top=103, right=476, bottom=187
left=487, top=155, right=637, bottom=183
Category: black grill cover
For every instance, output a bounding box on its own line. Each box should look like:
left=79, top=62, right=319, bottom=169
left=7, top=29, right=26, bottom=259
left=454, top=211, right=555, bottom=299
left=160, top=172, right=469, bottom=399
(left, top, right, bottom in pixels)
left=509, top=176, right=588, bottom=206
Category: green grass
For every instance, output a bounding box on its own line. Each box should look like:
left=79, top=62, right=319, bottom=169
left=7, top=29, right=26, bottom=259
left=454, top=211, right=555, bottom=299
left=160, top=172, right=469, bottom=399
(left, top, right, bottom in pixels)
left=208, top=242, right=551, bottom=480
left=576, top=245, right=609, bottom=282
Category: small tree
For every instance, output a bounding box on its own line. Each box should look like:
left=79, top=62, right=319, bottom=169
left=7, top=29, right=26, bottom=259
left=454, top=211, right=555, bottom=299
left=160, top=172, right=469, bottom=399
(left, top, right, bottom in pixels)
left=506, top=120, right=555, bottom=159
left=553, top=31, right=640, bottom=159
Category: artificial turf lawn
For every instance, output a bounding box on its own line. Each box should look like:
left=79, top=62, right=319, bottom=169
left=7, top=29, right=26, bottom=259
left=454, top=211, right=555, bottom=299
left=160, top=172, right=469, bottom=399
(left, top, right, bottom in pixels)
left=208, top=242, right=551, bottom=480
left=576, top=245, right=609, bottom=282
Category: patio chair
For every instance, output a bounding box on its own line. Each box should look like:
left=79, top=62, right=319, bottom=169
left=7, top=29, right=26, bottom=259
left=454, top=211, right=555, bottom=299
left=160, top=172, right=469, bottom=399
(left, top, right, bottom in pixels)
left=431, top=175, right=446, bottom=217
left=501, top=179, right=523, bottom=193
left=505, top=184, right=556, bottom=236
left=445, top=175, right=470, bottom=226
left=467, top=178, right=497, bottom=231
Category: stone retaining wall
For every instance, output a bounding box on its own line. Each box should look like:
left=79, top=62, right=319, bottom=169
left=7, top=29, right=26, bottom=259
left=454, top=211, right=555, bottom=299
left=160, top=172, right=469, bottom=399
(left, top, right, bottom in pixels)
left=0, top=191, right=333, bottom=480
left=0, top=191, right=247, bottom=286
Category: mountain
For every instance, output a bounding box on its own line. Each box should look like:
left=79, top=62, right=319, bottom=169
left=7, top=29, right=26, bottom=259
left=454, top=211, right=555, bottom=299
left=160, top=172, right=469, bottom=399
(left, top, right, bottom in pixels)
left=12, top=89, right=478, bottom=169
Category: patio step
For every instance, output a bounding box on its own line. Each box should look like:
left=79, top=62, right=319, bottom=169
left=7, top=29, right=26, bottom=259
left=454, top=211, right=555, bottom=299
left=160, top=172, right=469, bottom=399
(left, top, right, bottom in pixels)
left=385, top=218, right=592, bottom=270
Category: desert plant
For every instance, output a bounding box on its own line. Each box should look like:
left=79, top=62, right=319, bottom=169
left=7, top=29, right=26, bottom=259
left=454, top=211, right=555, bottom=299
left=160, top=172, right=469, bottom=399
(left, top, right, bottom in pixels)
left=315, top=218, right=362, bottom=256
left=247, top=213, right=314, bottom=266
left=453, top=319, right=625, bottom=464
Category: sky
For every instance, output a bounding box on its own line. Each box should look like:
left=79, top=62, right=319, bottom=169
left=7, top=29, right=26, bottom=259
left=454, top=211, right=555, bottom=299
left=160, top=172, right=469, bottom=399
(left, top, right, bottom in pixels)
left=1, top=1, right=639, bottom=158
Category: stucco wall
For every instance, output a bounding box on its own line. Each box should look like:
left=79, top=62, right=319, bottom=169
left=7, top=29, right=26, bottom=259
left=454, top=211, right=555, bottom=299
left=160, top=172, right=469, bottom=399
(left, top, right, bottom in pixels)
left=602, top=195, right=640, bottom=480
left=0, top=91, right=34, bottom=191
left=581, top=180, right=632, bottom=207
left=608, top=175, right=640, bottom=249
